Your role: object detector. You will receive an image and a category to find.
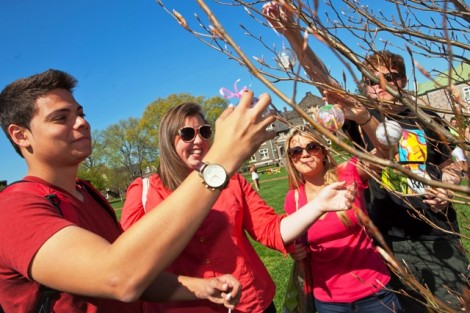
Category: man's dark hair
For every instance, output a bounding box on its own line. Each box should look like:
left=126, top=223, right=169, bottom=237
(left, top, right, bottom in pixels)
left=0, top=69, right=77, bottom=157
left=364, top=50, right=406, bottom=77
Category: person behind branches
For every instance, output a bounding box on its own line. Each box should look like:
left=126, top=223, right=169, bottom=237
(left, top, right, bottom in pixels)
left=283, top=124, right=403, bottom=313
left=349, top=51, right=469, bottom=311
left=120, top=102, right=357, bottom=313
left=0, top=69, right=297, bottom=312
left=447, top=117, right=468, bottom=176
left=450, top=117, right=459, bottom=136
left=263, top=2, right=469, bottom=311
left=249, top=164, right=261, bottom=191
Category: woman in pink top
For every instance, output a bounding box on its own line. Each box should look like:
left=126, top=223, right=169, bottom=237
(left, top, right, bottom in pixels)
left=284, top=125, right=403, bottom=313
left=121, top=102, right=357, bottom=313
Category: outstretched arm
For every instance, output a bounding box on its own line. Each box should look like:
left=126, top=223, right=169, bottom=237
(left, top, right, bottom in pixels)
left=263, top=1, right=385, bottom=182
left=263, top=1, right=339, bottom=91
left=29, top=91, right=273, bottom=302
left=280, top=181, right=356, bottom=243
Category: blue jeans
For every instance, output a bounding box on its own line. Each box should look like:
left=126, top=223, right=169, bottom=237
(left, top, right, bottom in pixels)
left=314, top=287, right=403, bottom=313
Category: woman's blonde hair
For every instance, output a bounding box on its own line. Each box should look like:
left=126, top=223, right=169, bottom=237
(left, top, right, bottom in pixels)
left=284, top=125, right=351, bottom=226
left=284, top=125, right=337, bottom=190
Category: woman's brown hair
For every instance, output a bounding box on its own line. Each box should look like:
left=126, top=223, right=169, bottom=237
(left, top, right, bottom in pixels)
left=158, top=102, right=208, bottom=191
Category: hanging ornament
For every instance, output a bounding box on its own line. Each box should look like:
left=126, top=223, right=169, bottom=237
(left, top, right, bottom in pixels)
left=219, top=79, right=247, bottom=103
left=219, top=79, right=269, bottom=116
left=316, top=104, right=345, bottom=132
left=275, top=46, right=297, bottom=70
left=376, top=120, right=402, bottom=146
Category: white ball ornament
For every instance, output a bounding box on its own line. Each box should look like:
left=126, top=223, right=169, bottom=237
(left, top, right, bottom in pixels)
left=376, top=120, right=403, bottom=146
left=275, top=47, right=297, bottom=70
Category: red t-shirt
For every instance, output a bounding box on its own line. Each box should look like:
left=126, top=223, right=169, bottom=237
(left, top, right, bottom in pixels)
left=121, top=173, right=289, bottom=313
left=0, top=176, right=140, bottom=313
left=284, top=159, right=390, bottom=302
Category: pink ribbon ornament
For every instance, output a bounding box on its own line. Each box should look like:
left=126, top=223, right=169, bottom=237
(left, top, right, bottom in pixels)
left=219, top=79, right=248, bottom=102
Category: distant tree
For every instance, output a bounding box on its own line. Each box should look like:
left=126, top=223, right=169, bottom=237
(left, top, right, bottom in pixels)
left=78, top=165, right=109, bottom=192
left=201, top=96, right=229, bottom=124
left=101, top=117, right=156, bottom=185
left=82, top=130, right=107, bottom=169
left=103, top=166, right=131, bottom=201
left=78, top=130, right=109, bottom=190
left=140, top=93, right=203, bottom=152
left=0, top=181, right=7, bottom=192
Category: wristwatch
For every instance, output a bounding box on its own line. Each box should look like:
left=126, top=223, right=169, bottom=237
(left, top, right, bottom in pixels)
left=198, top=162, right=228, bottom=190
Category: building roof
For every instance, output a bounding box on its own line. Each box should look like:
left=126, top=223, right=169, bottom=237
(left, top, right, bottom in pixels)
left=273, top=92, right=323, bottom=132
left=417, top=62, right=470, bottom=95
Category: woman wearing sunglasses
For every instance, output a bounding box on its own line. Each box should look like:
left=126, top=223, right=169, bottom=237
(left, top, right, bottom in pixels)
left=283, top=125, right=403, bottom=313
left=121, top=102, right=357, bottom=313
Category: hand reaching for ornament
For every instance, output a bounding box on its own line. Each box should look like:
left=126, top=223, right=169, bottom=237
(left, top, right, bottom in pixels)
left=263, top=1, right=339, bottom=88
left=322, top=90, right=368, bottom=123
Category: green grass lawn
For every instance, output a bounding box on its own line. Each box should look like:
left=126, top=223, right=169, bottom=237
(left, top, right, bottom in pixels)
left=453, top=178, right=470, bottom=253
left=111, top=168, right=470, bottom=312
left=457, top=202, right=470, bottom=253
left=248, top=171, right=292, bottom=310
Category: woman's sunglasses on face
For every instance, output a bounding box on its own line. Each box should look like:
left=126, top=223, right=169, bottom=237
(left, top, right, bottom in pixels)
left=288, top=141, right=322, bottom=159
left=363, top=72, right=404, bottom=87
left=178, top=124, right=212, bottom=142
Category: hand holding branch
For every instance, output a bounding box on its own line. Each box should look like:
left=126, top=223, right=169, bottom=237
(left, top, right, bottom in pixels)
left=422, top=188, right=450, bottom=213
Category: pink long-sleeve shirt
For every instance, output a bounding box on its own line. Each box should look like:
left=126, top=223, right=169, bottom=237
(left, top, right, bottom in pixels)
left=284, top=158, right=390, bottom=302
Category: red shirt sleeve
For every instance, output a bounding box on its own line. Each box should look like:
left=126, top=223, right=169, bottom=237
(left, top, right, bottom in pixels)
left=235, top=174, right=291, bottom=254
left=121, top=175, right=172, bottom=230
left=0, top=192, right=73, bottom=279
left=284, top=189, right=297, bottom=215
left=120, top=177, right=146, bottom=230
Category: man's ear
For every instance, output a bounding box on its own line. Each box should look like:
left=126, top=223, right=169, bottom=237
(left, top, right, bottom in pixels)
left=8, top=124, right=31, bottom=148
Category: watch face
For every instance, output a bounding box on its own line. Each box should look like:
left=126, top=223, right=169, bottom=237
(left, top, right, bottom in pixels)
left=203, top=164, right=227, bottom=188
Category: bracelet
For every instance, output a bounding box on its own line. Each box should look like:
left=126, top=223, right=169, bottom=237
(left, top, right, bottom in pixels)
left=357, top=113, right=372, bottom=126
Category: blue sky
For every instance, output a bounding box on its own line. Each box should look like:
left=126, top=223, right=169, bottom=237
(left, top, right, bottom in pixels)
left=0, top=0, right=312, bottom=183
left=0, top=0, right=442, bottom=183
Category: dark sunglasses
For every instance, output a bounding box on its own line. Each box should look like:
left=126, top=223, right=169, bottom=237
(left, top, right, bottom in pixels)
left=363, top=72, right=404, bottom=87
left=178, top=124, right=212, bottom=142
left=288, top=142, right=322, bottom=158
